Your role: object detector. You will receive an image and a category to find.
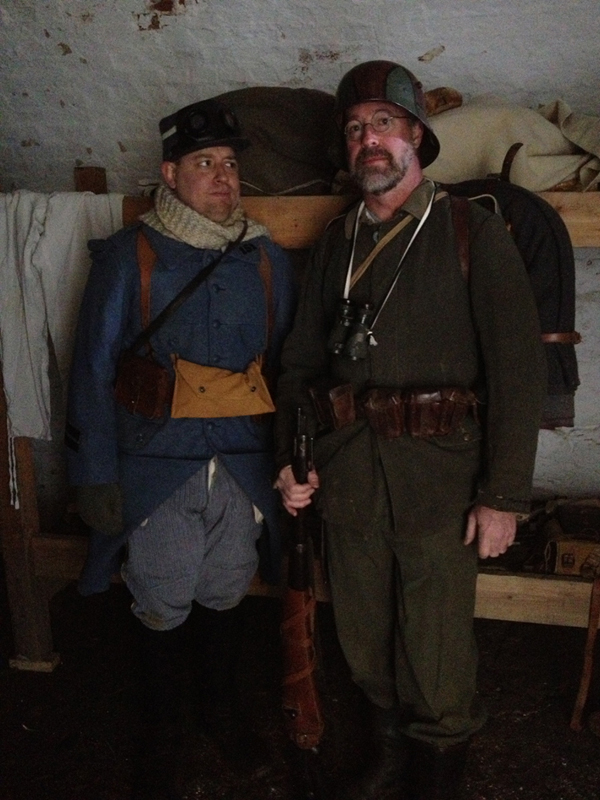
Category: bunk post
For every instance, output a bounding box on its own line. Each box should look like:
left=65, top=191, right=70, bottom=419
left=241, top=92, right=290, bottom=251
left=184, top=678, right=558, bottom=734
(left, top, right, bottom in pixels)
left=0, top=370, right=60, bottom=671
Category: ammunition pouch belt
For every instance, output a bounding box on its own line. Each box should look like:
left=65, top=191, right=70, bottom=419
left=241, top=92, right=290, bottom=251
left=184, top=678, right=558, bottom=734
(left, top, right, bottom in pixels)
left=309, top=383, right=478, bottom=439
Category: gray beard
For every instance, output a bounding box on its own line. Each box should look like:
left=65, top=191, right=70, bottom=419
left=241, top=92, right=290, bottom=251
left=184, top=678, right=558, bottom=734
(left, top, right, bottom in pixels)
left=351, top=147, right=414, bottom=196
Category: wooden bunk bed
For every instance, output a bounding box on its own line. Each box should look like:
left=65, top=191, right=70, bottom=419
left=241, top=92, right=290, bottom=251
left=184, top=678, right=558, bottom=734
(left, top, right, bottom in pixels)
left=1, top=180, right=600, bottom=674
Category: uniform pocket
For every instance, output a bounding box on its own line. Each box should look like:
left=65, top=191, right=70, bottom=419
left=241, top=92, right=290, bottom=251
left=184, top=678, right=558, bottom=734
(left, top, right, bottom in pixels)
left=115, top=405, right=166, bottom=452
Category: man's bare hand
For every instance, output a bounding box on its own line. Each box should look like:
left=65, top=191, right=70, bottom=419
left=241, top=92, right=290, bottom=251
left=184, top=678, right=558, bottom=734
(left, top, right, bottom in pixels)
left=464, top=505, right=517, bottom=559
left=274, top=464, right=320, bottom=517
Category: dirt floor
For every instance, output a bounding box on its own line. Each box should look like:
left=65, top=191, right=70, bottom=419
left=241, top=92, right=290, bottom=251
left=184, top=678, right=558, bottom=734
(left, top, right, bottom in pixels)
left=1, top=572, right=600, bottom=800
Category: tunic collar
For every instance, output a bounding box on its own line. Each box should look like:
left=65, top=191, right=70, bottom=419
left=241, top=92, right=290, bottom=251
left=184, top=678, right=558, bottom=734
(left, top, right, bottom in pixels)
left=344, top=179, right=435, bottom=238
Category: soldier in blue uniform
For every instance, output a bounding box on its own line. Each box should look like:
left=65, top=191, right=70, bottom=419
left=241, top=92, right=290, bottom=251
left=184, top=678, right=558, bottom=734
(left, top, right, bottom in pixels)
left=66, top=98, right=296, bottom=798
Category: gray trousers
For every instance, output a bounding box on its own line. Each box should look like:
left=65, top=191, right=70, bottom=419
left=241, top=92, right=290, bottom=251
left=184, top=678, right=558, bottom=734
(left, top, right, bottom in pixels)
left=123, top=459, right=262, bottom=631
left=326, top=512, right=486, bottom=746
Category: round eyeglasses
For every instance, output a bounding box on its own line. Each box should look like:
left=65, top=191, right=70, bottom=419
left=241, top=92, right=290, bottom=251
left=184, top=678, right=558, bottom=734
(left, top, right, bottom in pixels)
left=344, top=111, right=411, bottom=141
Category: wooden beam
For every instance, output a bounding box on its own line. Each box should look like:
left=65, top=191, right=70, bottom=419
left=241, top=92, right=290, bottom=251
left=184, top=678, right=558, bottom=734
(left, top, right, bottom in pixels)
left=74, top=166, right=108, bottom=194
left=122, top=194, right=353, bottom=249
left=540, top=191, right=600, bottom=248
left=475, top=571, right=597, bottom=628
left=123, top=191, right=600, bottom=249
left=0, top=372, right=60, bottom=670
left=241, top=195, right=353, bottom=249
left=28, top=532, right=600, bottom=630
left=122, top=195, right=153, bottom=226
left=32, top=534, right=89, bottom=580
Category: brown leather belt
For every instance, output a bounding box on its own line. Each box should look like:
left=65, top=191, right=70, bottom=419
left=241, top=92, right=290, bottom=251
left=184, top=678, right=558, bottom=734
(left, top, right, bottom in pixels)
left=309, top=384, right=478, bottom=439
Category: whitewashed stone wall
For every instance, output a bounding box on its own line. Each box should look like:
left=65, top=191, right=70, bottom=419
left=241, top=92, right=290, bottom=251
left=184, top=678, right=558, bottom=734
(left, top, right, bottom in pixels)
left=1, top=0, right=599, bottom=194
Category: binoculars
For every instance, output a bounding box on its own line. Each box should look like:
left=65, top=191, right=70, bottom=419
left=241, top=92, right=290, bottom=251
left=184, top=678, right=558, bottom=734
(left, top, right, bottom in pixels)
left=327, top=299, right=375, bottom=360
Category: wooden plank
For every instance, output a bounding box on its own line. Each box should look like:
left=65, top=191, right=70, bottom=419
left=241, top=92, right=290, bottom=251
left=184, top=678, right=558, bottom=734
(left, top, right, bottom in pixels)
left=540, top=191, right=600, bottom=248
left=122, top=194, right=353, bottom=249
left=123, top=192, right=600, bottom=248
left=122, top=195, right=153, bottom=226
left=74, top=166, right=108, bottom=194
left=240, top=195, right=352, bottom=249
left=0, top=371, right=59, bottom=668
left=32, top=534, right=89, bottom=580
left=475, top=571, right=596, bottom=628
left=29, top=531, right=597, bottom=629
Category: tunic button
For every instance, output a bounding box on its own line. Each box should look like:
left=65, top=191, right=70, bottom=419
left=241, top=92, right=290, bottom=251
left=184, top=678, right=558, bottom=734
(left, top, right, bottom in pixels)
left=212, top=320, right=220, bottom=328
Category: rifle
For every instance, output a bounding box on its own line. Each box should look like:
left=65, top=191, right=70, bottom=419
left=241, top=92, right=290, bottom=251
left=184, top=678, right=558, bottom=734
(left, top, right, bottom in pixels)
left=281, top=408, right=326, bottom=797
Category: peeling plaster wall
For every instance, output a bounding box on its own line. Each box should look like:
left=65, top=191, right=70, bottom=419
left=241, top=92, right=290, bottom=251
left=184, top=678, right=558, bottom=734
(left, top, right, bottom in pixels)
left=1, top=0, right=599, bottom=498
left=1, top=0, right=600, bottom=194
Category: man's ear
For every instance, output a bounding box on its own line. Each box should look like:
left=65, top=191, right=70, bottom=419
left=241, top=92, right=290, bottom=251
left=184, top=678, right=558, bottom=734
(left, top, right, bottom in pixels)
left=161, top=161, right=177, bottom=189
left=411, top=120, right=424, bottom=151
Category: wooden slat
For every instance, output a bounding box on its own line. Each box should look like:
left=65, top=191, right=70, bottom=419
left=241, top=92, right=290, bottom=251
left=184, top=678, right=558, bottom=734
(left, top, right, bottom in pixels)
left=29, top=532, right=598, bottom=629
left=122, top=194, right=353, bottom=249
left=475, top=571, right=597, bottom=628
left=0, top=369, right=59, bottom=669
left=123, top=191, right=600, bottom=248
left=122, top=195, right=153, bottom=226
left=74, top=166, right=108, bottom=194
left=241, top=195, right=353, bottom=249
left=32, top=534, right=90, bottom=580
left=540, top=191, right=600, bottom=248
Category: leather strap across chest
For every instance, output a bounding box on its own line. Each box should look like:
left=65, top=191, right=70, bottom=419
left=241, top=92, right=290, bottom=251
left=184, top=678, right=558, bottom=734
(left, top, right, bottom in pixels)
left=449, top=196, right=581, bottom=345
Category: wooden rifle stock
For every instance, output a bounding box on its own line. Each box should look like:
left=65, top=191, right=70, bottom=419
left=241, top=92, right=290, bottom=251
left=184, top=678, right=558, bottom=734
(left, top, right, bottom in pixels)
left=281, top=408, right=325, bottom=751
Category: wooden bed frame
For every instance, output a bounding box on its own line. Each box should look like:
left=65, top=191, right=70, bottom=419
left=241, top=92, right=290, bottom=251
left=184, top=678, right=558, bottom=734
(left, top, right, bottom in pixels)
left=1, top=180, right=600, bottom=672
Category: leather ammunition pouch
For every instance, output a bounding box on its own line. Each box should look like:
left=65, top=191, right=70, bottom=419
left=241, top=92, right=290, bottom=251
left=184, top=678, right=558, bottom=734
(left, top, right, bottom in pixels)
left=114, top=351, right=173, bottom=420
left=308, top=383, right=356, bottom=430
left=402, top=387, right=478, bottom=438
left=309, top=383, right=478, bottom=439
left=362, top=388, right=405, bottom=438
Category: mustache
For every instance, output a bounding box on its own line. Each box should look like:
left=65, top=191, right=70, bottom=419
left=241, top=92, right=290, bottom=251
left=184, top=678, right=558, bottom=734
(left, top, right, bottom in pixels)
left=355, top=146, right=393, bottom=168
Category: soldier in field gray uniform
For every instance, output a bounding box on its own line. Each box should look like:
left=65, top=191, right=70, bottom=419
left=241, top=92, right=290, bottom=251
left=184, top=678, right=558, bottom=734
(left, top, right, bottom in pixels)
left=275, top=60, right=546, bottom=800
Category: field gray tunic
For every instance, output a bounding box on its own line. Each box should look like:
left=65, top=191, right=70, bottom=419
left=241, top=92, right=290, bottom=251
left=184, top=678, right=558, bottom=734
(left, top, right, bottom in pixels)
left=275, top=181, right=546, bottom=743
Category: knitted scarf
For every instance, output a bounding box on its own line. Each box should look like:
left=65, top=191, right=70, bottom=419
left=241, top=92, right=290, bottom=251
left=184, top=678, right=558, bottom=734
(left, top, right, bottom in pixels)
left=140, top=184, right=270, bottom=250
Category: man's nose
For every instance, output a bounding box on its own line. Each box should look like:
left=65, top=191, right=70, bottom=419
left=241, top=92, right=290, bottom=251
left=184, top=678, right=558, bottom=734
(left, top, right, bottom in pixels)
left=360, top=122, right=380, bottom=145
left=214, top=164, right=228, bottom=182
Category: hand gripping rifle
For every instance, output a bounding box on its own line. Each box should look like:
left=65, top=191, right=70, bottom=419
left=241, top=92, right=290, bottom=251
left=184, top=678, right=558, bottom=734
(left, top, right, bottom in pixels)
left=281, top=408, right=326, bottom=797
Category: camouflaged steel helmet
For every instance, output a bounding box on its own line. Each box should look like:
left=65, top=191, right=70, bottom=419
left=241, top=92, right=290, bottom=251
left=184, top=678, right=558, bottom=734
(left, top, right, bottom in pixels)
left=335, top=60, right=440, bottom=167
left=159, top=98, right=250, bottom=162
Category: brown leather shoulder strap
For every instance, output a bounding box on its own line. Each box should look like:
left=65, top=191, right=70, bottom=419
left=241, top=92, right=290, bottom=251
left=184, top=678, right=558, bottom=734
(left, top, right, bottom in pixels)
left=449, top=197, right=582, bottom=348
left=136, top=229, right=157, bottom=331
left=450, top=195, right=470, bottom=281
left=257, top=244, right=274, bottom=348
left=541, top=331, right=582, bottom=344
left=500, top=142, right=524, bottom=182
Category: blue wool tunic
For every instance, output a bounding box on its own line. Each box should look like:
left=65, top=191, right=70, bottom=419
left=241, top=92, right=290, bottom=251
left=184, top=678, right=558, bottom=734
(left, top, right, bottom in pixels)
left=66, top=222, right=296, bottom=594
